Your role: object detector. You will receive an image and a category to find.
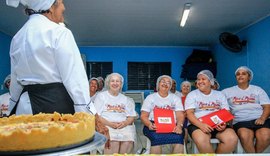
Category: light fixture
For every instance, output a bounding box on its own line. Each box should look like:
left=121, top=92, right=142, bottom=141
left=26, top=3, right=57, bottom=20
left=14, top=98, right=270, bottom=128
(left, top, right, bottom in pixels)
left=180, top=3, right=191, bottom=27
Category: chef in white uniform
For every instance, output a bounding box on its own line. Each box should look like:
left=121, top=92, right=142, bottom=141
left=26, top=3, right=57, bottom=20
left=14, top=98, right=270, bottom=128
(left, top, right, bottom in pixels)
left=7, top=0, right=96, bottom=114
left=6, top=0, right=109, bottom=146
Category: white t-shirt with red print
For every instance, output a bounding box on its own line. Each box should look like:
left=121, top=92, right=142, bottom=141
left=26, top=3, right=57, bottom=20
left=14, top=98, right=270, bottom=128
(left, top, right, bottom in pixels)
left=94, top=91, right=137, bottom=122
left=222, top=85, right=270, bottom=124
left=141, top=92, right=183, bottom=121
left=0, top=93, right=10, bottom=116
left=185, top=89, right=230, bottom=121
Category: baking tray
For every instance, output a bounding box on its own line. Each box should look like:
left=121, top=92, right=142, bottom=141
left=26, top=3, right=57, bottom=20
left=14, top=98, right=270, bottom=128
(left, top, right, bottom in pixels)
left=0, top=132, right=107, bottom=156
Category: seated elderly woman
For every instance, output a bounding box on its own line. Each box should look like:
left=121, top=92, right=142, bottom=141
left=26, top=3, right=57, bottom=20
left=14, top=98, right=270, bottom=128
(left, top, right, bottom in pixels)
left=179, top=80, right=192, bottom=144
left=141, top=75, right=185, bottom=154
left=93, top=73, right=137, bottom=154
left=222, top=66, right=270, bottom=153
left=185, top=70, right=238, bottom=153
left=89, top=77, right=99, bottom=102
left=180, top=80, right=192, bottom=104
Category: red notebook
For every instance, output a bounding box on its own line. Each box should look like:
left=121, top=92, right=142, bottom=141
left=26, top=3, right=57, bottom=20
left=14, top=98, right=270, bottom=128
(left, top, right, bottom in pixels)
left=198, top=109, right=234, bottom=128
left=154, top=108, right=175, bottom=133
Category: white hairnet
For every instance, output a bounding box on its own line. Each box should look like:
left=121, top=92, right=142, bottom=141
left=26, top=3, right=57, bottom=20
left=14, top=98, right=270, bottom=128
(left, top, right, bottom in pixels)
left=104, top=73, right=124, bottom=92
left=181, top=80, right=191, bottom=92
left=235, top=66, right=253, bottom=82
left=6, top=0, right=55, bottom=11
left=156, top=75, right=172, bottom=91
left=89, top=77, right=98, bottom=83
left=97, top=76, right=104, bottom=82
left=197, top=70, right=215, bottom=85
left=4, top=74, right=11, bottom=85
left=89, top=77, right=99, bottom=85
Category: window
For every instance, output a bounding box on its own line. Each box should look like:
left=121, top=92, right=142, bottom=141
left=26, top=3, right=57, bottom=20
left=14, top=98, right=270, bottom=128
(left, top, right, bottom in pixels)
left=86, top=62, right=113, bottom=79
left=128, top=62, right=171, bottom=90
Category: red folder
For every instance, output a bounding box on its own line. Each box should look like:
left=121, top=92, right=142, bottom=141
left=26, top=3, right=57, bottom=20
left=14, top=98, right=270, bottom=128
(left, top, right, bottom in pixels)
left=154, top=108, right=175, bottom=133
left=198, top=109, right=234, bottom=128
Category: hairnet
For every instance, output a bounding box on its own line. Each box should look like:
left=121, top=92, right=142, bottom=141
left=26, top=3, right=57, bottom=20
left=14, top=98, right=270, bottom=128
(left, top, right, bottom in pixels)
left=6, top=0, right=55, bottom=11
left=104, top=73, right=124, bottom=92
left=181, top=81, right=191, bottom=92
left=4, top=74, right=11, bottom=87
left=97, top=76, right=104, bottom=82
left=197, top=70, right=215, bottom=85
left=235, top=66, right=253, bottom=82
left=89, top=77, right=99, bottom=88
left=156, top=75, right=172, bottom=91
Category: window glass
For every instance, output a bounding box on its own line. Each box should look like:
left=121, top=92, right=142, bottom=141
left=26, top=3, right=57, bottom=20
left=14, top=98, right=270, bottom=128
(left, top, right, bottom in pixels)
left=128, top=62, right=171, bottom=90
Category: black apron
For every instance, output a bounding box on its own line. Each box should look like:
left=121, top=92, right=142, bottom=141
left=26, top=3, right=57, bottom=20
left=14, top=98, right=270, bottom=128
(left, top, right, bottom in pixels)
left=24, top=83, right=75, bottom=114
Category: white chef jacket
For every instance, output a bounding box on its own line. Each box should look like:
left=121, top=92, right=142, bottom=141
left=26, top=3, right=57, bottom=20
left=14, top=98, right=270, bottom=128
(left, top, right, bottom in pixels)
left=9, top=14, right=96, bottom=114
left=15, top=92, right=33, bottom=115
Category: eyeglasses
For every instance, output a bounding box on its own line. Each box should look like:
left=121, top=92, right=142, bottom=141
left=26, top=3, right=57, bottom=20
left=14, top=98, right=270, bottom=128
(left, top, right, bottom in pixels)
left=160, top=80, right=171, bottom=85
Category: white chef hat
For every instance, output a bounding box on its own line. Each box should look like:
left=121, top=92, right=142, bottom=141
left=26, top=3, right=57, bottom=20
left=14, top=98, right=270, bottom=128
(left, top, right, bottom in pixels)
left=235, top=66, right=253, bottom=82
left=6, top=0, right=55, bottom=11
left=197, top=70, right=215, bottom=85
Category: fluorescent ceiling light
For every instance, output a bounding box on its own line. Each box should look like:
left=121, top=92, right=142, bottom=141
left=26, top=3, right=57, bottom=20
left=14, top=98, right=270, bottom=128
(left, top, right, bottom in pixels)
left=180, top=3, right=191, bottom=27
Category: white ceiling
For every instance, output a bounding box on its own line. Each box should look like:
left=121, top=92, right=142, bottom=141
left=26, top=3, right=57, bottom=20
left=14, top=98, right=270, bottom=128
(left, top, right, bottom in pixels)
left=1, top=0, right=270, bottom=47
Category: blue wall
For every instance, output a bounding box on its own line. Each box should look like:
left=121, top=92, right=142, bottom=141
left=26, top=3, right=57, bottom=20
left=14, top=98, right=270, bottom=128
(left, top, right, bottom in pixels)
left=213, top=16, right=270, bottom=95
left=1, top=16, right=270, bottom=96
left=0, top=32, right=11, bottom=94
left=79, top=46, right=208, bottom=94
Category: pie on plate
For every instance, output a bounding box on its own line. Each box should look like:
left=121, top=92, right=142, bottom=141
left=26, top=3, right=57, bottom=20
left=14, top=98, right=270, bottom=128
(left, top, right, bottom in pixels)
left=0, top=112, right=95, bottom=152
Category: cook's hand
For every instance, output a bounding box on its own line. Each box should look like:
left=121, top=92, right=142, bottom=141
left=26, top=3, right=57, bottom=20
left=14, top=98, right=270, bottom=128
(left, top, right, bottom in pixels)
left=215, top=123, right=226, bottom=131
left=173, top=126, right=183, bottom=134
left=199, top=123, right=214, bottom=133
left=95, top=115, right=110, bottom=149
left=255, top=117, right=265, bottom=125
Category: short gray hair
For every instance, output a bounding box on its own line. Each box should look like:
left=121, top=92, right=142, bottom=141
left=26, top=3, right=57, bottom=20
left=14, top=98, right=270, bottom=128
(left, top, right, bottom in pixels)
left=181, top=80, right=191, bottom=92
left=104, top=73, right=124, bottom=92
